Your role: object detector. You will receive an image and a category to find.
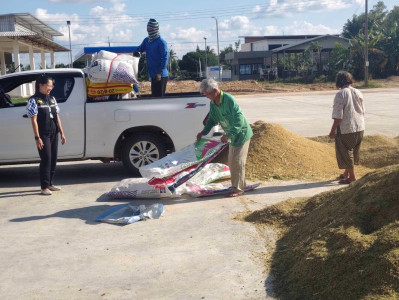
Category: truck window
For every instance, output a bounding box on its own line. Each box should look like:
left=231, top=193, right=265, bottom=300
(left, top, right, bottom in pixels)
left=0, top=76, right=75, bottom=108
left=51, top=77, right=75, bottom=102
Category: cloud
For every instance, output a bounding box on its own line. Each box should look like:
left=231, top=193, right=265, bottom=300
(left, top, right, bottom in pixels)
left=281, top=21, right=338, bottom=35
left=34, top=4, right=143, bottom=47
left=48, top=0, right=115, bottom=3
left=240, top=20, right=338, bottom=37
left=169, top=27, right=208, bottom=42
left=204, top=14, right=338, bottom=53
left=252, top=0, right=362, bottom=18
left=252, top=5, right=262, bottom=13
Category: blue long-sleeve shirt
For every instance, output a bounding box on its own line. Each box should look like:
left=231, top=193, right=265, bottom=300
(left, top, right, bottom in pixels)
left=137, top=36, right=169, bottom=79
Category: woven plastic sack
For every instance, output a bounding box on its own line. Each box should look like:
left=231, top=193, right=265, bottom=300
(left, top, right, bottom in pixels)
left=108, top=162, right=229, bottom=199
left=139, top=138, right=226, bottom=178
left=86, top=79, right=133, bottom=97
left=88, top=50, right=139, bottom=84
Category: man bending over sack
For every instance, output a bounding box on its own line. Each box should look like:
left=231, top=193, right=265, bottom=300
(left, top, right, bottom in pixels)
left=196, top=78, right=253, bottom=197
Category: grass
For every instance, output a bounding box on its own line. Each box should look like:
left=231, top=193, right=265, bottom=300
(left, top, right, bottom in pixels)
left=11, top=97, right=29, bottom=105
left=356, top=80, right=382, bottom=89
left=245, top=164, right=399, bottom=299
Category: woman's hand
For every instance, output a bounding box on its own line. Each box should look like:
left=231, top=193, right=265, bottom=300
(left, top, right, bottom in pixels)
left=60, top=133, right=66, bottom=145
left=36, top=138, right=44, bottom=150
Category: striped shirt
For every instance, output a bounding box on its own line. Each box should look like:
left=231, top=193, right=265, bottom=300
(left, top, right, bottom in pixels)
left=26, top=96, right=60, bottom=118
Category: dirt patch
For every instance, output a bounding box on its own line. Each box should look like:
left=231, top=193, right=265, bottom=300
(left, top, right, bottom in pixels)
left=136, top=76, right=399, bottom=95
left=245, top=164, right=399, bottom=299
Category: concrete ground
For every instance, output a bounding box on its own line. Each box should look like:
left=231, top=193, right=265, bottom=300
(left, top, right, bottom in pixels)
left=0, top=89, right=397, bottom=299
left=237, top=88, right=399, bottom=138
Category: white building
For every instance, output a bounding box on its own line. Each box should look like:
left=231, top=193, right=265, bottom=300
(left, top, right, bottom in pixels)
left=0, top=13, right=69, bottom=76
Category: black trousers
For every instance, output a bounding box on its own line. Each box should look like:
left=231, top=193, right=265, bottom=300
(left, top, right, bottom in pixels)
left=38, top=125, right=58, bottom=189
left=151, top=77, right=168, bottom=97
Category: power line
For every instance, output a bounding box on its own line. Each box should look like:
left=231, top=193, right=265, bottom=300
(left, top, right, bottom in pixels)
left=41, top=0, right=345, bottom=25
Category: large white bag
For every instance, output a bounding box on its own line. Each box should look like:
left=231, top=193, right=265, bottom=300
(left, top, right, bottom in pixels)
left=88, top=50, right=139, bottom=84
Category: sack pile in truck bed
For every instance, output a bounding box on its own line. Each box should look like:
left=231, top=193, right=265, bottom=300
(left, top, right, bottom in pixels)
left=85, top=50, right=139, bottom=97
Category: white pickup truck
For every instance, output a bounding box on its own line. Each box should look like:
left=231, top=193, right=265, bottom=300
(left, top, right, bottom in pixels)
left=0, top=69, right=213, bottom=175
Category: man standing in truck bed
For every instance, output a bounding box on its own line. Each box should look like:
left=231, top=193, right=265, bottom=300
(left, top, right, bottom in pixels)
left=136, top=19, right=169, bottom=97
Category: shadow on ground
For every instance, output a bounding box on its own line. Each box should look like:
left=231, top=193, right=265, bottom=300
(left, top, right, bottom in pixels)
left=0, top=161, right=132, bottom=188
left=9, top=204, right=115, bottom=225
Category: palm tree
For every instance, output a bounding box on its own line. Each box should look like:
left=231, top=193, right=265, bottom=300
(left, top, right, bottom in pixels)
left=350, top=33, right=387, bottom=79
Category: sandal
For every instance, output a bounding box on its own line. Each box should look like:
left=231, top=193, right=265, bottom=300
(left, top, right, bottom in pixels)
left=338, top=174, right=347, bottom=180
left=338, top=178, right=355, bottom=184
left=225, top=192, right=244, bottom=198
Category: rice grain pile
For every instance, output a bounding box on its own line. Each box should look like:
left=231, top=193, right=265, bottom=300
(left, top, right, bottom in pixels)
left=246, top=121, right=370, bottom=181
left=246, top=164, right=399, bottom=299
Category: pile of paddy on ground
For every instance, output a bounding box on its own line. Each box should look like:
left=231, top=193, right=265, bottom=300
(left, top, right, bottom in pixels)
left=310, top=134, right=399, bottom=169
left=245, top=164, right=399, bottom=299
left=246, top=121, right=370, bottom=181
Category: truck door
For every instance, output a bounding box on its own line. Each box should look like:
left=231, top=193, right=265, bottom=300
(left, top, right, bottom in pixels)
left=0, top=73, right=85, bottom=162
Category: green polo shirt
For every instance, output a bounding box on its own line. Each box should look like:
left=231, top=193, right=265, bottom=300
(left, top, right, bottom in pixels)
left=202, top=91, right=253, bottom=147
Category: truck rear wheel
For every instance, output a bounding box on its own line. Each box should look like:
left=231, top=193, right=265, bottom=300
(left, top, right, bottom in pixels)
left=121, top=134, right=167, bottom=176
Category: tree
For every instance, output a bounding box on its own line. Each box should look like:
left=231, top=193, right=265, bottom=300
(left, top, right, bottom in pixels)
left=234, top=40, right=241, bottom=52
left=179, top=51, right=202, bottom=79
left=137, top=53, right=148, bottom=81
left=349, top=33, right=387, bottom=79
left=327, top=42, right=350, bottom=76
left=55, top=63, right=68, bottom=68
left=73, top=61, right=86, bottom=69
left=305, top=42, right=323, bottom=73
left=168, top=48, right=179, bottom=77
left=341, top=1, right=399, bottom=78
left=342, top=1, right=387, bottom=39
left=342, top=14, right=366, bottom=39
left=220, top=45, right=233, bottom=69
left=178, top=49, right=218, bottom=79
left=379, top=6, right=399, bottom=75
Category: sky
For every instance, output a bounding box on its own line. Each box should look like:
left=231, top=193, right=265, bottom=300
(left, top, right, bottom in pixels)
left=2, top=0, right=398, bottom=66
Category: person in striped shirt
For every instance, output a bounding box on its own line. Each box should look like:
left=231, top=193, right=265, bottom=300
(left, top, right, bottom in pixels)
left=26, top=75, right=66, bottom=195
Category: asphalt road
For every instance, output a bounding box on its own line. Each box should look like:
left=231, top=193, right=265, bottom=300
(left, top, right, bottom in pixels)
left=0, top=88, right=397, bottom=299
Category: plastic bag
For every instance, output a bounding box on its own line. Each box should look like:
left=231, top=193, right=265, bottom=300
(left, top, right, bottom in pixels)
left=95, top=203, right=164, bottom=225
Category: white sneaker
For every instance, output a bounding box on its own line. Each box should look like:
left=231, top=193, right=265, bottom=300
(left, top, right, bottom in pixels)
left=49, top=185, right=61, bottom=191
left=41, top=189, right=52, bottom=195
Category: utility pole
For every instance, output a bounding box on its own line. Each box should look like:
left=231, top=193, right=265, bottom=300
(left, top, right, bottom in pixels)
left=67, top=21, right=72, bottom=68
left=212, top=16, right=221, bottom=81
left=204, top=37, right=207, bottom=78
left=169, top=44, right=173, bottom=75
left=364, top=0, right=369, bottom=87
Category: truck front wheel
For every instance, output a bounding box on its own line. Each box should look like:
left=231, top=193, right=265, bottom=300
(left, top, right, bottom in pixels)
left=121, top=134, right=167, bottom=176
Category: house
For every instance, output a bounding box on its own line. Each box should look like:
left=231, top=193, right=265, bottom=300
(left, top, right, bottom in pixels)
left=225, top=34, right=350, bottom=81
left=0, top=13, right=69, bottom=76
